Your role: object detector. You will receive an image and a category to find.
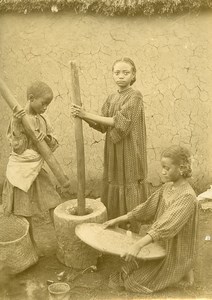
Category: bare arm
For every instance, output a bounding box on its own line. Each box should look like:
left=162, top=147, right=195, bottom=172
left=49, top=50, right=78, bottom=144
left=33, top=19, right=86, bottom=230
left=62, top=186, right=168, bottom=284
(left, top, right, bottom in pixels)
left=83, top=111, right=114, bottom=127
left=71, top=104, right=115, bottom=127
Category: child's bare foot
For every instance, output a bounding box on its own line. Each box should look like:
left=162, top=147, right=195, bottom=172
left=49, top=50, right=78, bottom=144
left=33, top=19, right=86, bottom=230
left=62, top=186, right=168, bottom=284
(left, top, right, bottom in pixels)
left=178, top=270, right=194, bottom=288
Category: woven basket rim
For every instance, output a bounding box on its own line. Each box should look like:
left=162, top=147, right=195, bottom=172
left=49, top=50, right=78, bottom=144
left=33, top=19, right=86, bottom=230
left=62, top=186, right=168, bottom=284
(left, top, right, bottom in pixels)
left=75, top=223, right=166, bottom=260
left=48, top=282, right=70, bottom=294
left=0, top=216, right=29, bottom=245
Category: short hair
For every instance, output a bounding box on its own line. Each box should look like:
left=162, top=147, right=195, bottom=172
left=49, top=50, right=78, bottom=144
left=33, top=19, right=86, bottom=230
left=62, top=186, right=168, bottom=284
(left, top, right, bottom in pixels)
left=27, top=81, right=53, bottom=100
left=161, top=145, right=192, bottom=178
left=112, top=57, right=136, bottom=86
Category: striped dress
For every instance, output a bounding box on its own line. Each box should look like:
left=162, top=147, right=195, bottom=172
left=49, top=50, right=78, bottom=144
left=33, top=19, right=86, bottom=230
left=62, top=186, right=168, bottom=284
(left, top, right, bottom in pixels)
left=90, top=87, right=148, bottom=220
left=2, top=111, right=61, bottom=217
left=109, top=181, right=199, bottom=293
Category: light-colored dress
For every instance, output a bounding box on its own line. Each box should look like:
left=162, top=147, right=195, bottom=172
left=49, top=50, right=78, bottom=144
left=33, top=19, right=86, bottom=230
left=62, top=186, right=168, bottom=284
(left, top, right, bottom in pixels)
left=110, top=181, right=199, bottom=293
left=2, top=111, right=61, bottom=217
left=90, top=87, right=148, bottom=219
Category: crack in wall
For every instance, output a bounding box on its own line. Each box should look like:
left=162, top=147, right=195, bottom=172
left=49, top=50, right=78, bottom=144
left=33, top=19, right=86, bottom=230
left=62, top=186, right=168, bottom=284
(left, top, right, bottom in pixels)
left=0, top=13, right=212, bottom=195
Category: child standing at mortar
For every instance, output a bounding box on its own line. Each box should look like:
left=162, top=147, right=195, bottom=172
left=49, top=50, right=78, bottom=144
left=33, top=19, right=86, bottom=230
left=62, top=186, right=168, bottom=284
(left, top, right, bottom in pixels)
left=71, top=58, right=148, bottom=222
left=104, top=145, right=198, bottom=293
left=2, top=81, right=62, bottom=256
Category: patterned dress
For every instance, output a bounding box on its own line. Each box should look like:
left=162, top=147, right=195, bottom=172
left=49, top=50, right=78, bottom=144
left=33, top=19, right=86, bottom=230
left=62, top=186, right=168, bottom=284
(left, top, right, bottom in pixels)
left=110, top=181, right=199, bottom=293
left=2, top=111, right=61, bottom=217
left=90, top=87, right=148, bottom=219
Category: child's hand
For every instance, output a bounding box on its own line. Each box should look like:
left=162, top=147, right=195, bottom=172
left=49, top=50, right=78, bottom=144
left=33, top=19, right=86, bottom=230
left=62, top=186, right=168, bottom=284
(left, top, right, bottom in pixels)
left=13, top=108, right=26, bottom=119
left=121, top=243, right=141, bottom=262
left=71, top=104, right=86, bottom=118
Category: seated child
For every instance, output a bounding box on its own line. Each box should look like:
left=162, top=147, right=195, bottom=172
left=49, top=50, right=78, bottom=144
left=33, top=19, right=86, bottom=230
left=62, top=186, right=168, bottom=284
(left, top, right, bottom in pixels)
left=104, top=145, right=198, bottom=293
left=2, top=81, right=62, bottom=256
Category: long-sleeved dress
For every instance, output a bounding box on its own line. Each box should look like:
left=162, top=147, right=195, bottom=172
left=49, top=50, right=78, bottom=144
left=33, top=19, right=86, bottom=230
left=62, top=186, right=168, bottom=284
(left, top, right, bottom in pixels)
left=89, top=87, right=148, bottom=220
left=110, top=181, right=199, bottom=293
left=2, top=111, right=61, bottom=217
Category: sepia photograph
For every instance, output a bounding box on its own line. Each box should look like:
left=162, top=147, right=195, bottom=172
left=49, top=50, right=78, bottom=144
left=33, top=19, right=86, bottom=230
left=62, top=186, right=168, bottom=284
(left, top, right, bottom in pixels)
left=0, top=1, right=212, bottom=299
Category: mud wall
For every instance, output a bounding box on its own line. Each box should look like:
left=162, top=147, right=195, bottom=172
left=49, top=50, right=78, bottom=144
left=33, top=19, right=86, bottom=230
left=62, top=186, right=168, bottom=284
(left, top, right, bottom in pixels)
left=0, top=11, right=212, bottom=196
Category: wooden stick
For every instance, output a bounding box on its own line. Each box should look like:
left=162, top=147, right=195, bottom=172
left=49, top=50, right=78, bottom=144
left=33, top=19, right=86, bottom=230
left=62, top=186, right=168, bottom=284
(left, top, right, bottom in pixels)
left=0, top=78, right=70, bottom=188
left=69, top=62, right=86, bottom=216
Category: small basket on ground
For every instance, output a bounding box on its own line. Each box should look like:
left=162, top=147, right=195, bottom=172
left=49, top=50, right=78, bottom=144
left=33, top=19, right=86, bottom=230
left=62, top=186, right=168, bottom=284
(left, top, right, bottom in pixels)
left=48, top=282, right=70, bottom=300
left=0, top=214, right=38, bottom=274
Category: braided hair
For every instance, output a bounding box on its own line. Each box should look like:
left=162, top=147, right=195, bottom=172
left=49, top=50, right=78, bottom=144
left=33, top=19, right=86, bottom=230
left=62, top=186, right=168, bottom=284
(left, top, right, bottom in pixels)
left=162, top=145, right=192, bottom=178
left=112, top=57, right=136, bottom=86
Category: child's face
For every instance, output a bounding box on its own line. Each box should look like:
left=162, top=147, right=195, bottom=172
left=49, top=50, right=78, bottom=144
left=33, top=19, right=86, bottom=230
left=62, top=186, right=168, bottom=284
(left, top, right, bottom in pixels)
left=112, top=62, right=134, bottom=90
left=161, top=157, right=182, bottom=183
left=30, top=93, right=52, bottom=114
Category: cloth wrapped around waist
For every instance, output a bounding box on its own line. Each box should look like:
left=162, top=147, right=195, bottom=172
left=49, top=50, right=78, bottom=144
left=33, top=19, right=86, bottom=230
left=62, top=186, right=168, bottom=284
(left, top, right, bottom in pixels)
left=6, top=149, right=44, bottom=192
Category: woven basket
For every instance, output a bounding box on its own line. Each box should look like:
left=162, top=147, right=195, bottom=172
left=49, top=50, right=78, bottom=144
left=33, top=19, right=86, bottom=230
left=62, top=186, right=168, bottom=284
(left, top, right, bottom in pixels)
left=48, top=282, right=70, bottom=300
left=0, top=215, right=38, bottom=274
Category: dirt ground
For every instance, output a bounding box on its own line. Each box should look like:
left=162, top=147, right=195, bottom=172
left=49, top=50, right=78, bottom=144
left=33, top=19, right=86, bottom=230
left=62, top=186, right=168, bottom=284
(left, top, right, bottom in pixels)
left=1, top=212, right=212, bottom=300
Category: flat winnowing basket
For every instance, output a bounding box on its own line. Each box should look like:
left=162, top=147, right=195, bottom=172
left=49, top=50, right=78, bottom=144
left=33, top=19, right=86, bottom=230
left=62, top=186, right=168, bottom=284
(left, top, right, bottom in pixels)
left=76, top=223, right=166, bottom=260
left=0, top=215, right=38, bottom=274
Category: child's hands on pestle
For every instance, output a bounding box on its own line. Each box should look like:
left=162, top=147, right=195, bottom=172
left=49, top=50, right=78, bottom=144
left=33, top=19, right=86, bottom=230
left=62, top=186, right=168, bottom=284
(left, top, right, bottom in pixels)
left=71, top=104, right=86, bottom=119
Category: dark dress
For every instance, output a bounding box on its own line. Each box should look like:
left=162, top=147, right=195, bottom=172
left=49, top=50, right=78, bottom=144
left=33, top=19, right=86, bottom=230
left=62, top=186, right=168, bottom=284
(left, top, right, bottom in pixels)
left=90, top=87, right=148, bottom=219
